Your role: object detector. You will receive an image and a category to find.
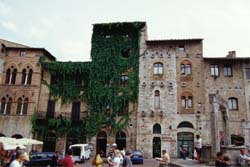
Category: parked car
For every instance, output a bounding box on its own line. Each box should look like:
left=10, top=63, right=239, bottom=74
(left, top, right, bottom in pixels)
left=130, top=150, right=143, bottom=164
left=24, top=152, right=62, bottom=166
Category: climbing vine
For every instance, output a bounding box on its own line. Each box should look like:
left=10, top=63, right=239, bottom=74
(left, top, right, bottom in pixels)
left=33, top=22, right=145, bottom=139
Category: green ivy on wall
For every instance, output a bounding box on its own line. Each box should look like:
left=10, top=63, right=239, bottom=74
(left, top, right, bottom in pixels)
left=33, top=22, right=145, bottom=139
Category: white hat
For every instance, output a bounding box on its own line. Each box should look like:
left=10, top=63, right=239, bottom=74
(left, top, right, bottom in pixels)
left=112, top=143, right=117, bottom=147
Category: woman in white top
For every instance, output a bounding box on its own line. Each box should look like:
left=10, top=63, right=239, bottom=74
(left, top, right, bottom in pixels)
left=112, top=149, right=122, bottom=167
left=194, top=134, right=202, bottom=162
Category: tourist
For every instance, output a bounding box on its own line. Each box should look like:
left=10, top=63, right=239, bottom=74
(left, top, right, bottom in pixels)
left=93, top=152, right=103, bottom=167
left=122, top=150, right=133, bottom=167
left=238, top=148, right=250, bottom=166
left=112, top=149, right=122, bottom=167
left=9, top=150, right=29, bottom=167
left=155, top=149, right=170, bottom=167
left=107, top=143, right=117, bottom=167
left=51, top=151, right=58, bottom=167
left=215, top=152, right=224, bottom=167
left=222, top=154, right=231, bottom=167
left=62, top=149, right=73, bottom=167
left=194, top=134, right=202, bottom=163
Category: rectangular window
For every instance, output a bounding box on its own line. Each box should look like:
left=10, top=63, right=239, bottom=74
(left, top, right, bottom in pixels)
left=46, top=100, right=55, bottom=119
left=71, top=102, right=80, bottom=121
left=181, top=64, right=185, bottom=75
left=186, top=64, right=191, bottom=75
left=120, top=75, right=128, bottom=87
left=19, top=51, right=25, bottom=57
left=224, top=65, right=232, bottom=77
left=246, top=68, right=250, bottom=79
left=154, top=96, right=160, bottom=109
left=187, top=97, right=193, bottom=108
left=181, top=97, right=186, bottom=108
left=211, top=64, right=219, bottom=77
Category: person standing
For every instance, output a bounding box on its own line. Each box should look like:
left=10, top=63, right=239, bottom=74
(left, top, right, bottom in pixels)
left=112, top=150, right=122, bottom=167
left=62, top=150, right=73, bottom=167
left=155, top=150, right=170, bottom=167
left=122, top=150, right=133, bottom=167
left=194, top=134, right=202, bottom=163
left=51, top=151, right=58, bottom=167
left=107, top=143, right=117, bottom=167
left=9, top=150, right=29, bottom=167
left=95, top=153, right=103, bottom=167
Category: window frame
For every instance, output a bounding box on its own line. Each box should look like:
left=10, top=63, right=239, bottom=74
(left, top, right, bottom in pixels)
left=228, top=97, right=238, bottom=110
left=224, top=65, right=233, bottom=77
left=211, top=64, right=219, bottom=77
left=153, top=63, right=163, bottom=75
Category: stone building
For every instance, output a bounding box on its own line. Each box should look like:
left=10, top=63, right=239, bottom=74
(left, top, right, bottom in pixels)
left=1, top=22, right=250, bottom=160
left=137, top=39, right=206, bottom=158
left=0, top=39, right=55, bottom=139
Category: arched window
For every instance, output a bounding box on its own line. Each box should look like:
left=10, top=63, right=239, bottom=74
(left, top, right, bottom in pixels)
left=153, top=63, right=163, bottom=75
left=11, top=134, right=23, bottom=139
left=177, top=121, right=194, bottom=129
left=21, top=68, right=33, bottom=85
left=181, top=93, right=193, bottom=109
left=11, top=69, right=17, bottom=84
left=153, top=124, right=161, bottom=134
left=0, top=97, right=6, bottom=115
left=180, top=61, right=192, bottom=75
left=6, top=97, right=12, bottom=115
left=21, top=69, right=27, bottom=84
left=27, top=69, right=33, bottom=84
left=5, top=68, right=11, bottom=84
left=154, top=90, right=160, bottom=109
left=228, top=97, right=238, bottom=110
left=16, top=97, right=29, bottom=115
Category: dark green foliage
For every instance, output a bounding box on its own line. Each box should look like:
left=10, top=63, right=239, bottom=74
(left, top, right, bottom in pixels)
left=33, top=22, right=145, bottom=139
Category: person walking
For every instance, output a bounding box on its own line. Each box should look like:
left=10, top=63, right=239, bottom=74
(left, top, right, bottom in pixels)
left=122, top=150, right=133, bottom=167
left=112, top=150, right=122, bottom=167
left=62, top=150, right=73, bottom=167
left=9, top=150, right=29, bottom=167
left=107, top=143, right=117, bottom=167
left=194, top=134, right=202, bottom=163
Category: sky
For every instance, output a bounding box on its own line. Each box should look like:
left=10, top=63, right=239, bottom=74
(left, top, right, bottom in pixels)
left=0, top=0, right=250, bottom=61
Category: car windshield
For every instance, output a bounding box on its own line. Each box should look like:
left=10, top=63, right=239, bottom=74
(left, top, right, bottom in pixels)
left=71, top=147, right=81, bottom=156
left=133, top=151, right=142, bottom=156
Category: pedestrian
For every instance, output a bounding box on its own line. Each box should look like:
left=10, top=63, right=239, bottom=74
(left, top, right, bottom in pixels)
left=238, top=148, right=250, bottom=167
left=155, top=149, right=170, bottom=167
left=181, top=145, right=188, bottom=160
left=122, top=150, right=133, bottom=167
left=215, top=152, right=224, bottom=167
left=51, top=151, right=58, bottom=167
left=9, top=150, right=29, bottom=167
left=194, top=134, right=202, bottom=163
left=93, top=152, right=103, bottom=167
left=107, top=143, right=117, bottom=167
left=112, top=150, right=122, bottom=167
left=62, top=149, right=73, bottom=167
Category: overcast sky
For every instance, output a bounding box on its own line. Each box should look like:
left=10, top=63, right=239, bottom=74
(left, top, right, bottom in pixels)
left=0, top=0, right=250, bottom=61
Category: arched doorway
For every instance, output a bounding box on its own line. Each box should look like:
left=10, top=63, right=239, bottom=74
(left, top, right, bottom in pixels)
left=116, top=132, right=126, bottom=150
left=96, top=131, right=107, bottom=157
left=153, top=137, right=161, bottom=158
left=177, top=132, right=194, bottom=158
left=43, top=132, right=56, bottom=152
left=11, top=134, right=23, bottom=139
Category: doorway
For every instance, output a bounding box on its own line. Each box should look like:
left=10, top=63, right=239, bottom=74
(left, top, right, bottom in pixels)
left=96, top=131, right=107, bottom=157
left=153, top=137, right=161, bottom=158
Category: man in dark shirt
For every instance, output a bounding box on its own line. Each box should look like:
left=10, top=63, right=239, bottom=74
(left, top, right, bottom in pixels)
left=122, top=150, right=133, bottom=167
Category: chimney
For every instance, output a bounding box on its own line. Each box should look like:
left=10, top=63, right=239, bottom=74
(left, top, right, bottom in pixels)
left=227, top=51, right=236, bottom=58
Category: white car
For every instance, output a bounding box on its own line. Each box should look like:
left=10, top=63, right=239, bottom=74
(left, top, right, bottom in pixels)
left=69, top=144, right=91, bottom=163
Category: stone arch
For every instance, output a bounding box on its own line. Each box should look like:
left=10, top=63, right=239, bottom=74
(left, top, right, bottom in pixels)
left=15, top=90, right=31, bottom=101
left=96, top=131, right=107, bottom=157
left=5, top=63, right=18, bottom=71
left=115, top=131, right=126, bottom=150
left=153, top=123, right=161, bottom=134
left=177, top=121, right=194, bottom=129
